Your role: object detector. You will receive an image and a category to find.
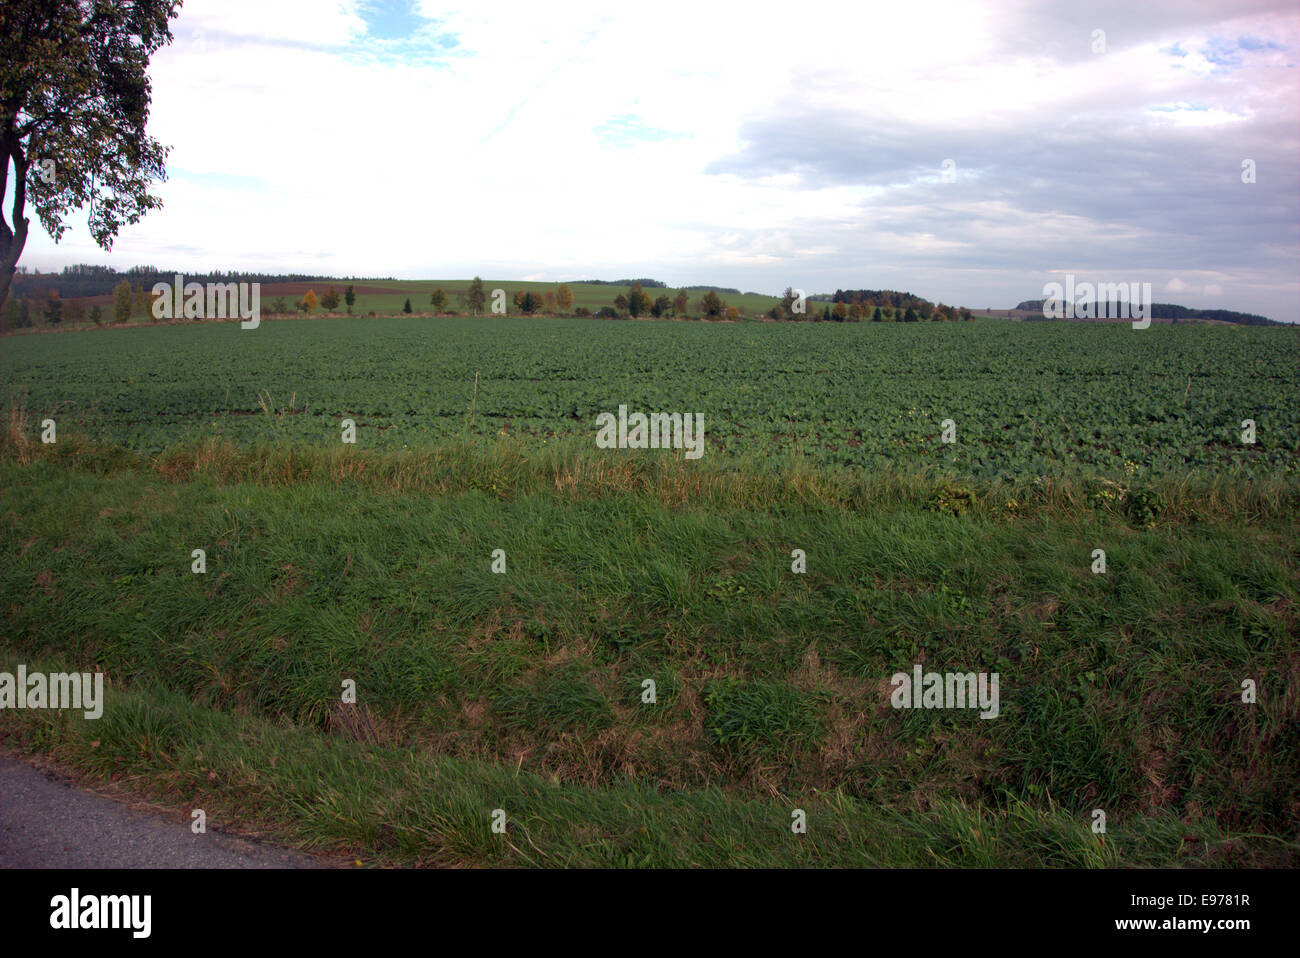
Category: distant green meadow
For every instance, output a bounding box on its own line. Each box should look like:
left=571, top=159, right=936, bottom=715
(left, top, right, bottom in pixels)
left=328, top=279, right=788, bottom=318
left=1, top=315, right=1295, bottom=480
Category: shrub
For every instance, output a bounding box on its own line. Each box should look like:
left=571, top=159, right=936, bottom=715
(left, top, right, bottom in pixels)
left=1124, top=488, right=1162, bottom=528
left=112, top=280, right=132, bottom=323
left=928, top=481, right=976, bottom=516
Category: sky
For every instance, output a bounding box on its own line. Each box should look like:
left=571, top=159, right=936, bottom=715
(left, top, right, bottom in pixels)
left=18, top=0, right=1300, bottom=321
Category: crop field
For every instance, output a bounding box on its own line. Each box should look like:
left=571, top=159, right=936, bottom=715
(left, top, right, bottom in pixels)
left=2, top=316, right=1296, bottom=479
left=2, top=313, right=1298, bottom=869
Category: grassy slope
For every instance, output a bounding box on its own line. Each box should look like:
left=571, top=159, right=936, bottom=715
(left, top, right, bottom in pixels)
left=333, top=280, right=787, bottom=318
left=2, top=435, right=1296, bottom=866
left=11, top=281, right=789, bottom=329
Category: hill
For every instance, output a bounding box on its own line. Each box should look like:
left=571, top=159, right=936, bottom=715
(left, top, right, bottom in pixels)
left=1014, top=299, right=1281, bottom=326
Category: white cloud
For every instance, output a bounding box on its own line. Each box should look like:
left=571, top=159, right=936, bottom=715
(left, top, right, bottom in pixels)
left=16, top=0, right=1299, bottom=319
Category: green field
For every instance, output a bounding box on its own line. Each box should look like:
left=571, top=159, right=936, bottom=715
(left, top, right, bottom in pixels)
left=2, top=316, right=1295, bottom=478
left=2, top=314, right=1297, bottom=868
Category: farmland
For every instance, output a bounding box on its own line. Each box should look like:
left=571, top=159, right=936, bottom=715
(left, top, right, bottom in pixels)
left=2, top=316, right=1296, bottom=479
left=1, top=313, right=1298, bottom=868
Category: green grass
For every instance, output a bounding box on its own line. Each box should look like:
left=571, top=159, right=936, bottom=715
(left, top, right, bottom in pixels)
left=329, top=279, right=786, bottom=318
left=2, top=434, right=1296, bottom=866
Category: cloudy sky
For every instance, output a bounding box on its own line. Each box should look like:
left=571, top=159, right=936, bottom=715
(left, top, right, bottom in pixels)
left=20, top=0, right=1300, bottom=320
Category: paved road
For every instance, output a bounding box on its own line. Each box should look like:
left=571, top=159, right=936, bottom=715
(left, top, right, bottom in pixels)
left=0, top=756, right=321, bottom=868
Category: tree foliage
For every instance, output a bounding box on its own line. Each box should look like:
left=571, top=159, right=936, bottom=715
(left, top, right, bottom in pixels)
left=0, top=0, right=182, bottom=315
left=625, top=282, right=654, bottom=317
left=465, top=276, right=486, bottom=315
left=699, top=290, right=725, bottom=317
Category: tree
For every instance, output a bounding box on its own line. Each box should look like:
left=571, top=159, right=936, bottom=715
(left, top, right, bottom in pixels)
left=871, top=306, right=883, bottom=322
left=626, top=282, right=653, bottom=318
left=43, top=288, right=62, bottom=324
left=613, top=293, right=628, bottom=314
left=0, top=1, right=181, bottom=317
left=344, top=285, right=355, bottom=313
left=321, top=285, right=340, bottom=310
left=780, top=286, right=798, bottom=314
left=699, top=290, right=725, bottom=317
left=517, top=290, right=544, bottom=314
left=651, top=295, right=672, bottom=318
left=725, top=306, right=740, bottom=320
left=65, top=298, right=84, bottom=323
left=402, top=297, right=412, bottom=314
left=555, top=283, right=574, bottom=313
left=270, top=297, right=287, bottom=316
left=1, top=294, right=21, bottom=329
left=112, top=279, right=131, bottom=323
left=429, top=287, right=448, bottom=313
left=543, top=290, right=556, bottom=312
left=465, top=276, right=486, bottom=315
left=904, top=306, right=918, bottom=322
left=821, top=304, right=832, bottom=322
left=672, top=291, right=688, bottom=316
left=132, top=282, right=149, bottom=318
left=88, top=303, right=102, bottom=325
left=848, top=302, right=863, bottom=321
left=769, top=304, right=785, bottom=320
left=833, top=301, right=848, bottom=322
left=301, top=289, right=318, bottom=313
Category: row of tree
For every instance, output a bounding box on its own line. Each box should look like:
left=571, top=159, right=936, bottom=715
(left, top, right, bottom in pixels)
left=1, top=274, right=973, bottom=329
left=9, top=266, right=392, bottom=303
left=0, top=279, right=155, bottom=328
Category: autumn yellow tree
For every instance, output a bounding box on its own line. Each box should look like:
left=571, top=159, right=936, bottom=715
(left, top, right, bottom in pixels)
left=301, top=289, right=318, bottom=313
left=555, top=284, right=574, bottom=313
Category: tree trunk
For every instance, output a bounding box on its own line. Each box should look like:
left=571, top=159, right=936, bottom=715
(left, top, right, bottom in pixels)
left=0, top=123, right=30, bottom=319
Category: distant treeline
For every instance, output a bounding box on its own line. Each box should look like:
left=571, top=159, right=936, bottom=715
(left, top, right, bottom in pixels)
left=1015, top=299, right=1281, bottom=326
left=570, top=278, right=669, bottom=288
left=12, top=265, right=396, bottom=300
left=680, top=285, right=741, bottom=294
left=813, top=289, right=936, bottom=312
